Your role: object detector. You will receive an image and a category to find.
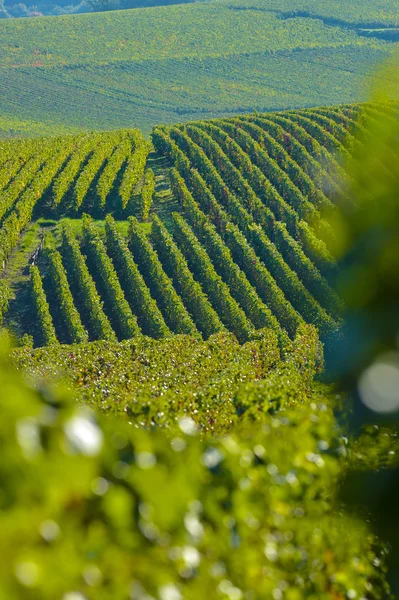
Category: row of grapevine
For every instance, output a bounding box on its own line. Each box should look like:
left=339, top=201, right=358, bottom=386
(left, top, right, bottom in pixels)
left=81, top=216, right=141, bottom=340
left=119, top=133, right=152, bottom=209
left=171, top=212, right=254, bottom=343
left=150, top=214, right=225, bottom=339
left=170, top=168, right=300, bottom=340
left=45, top=248, right=89, bottom=344
left=127, top=216, right=198, bottom=336
left=130, top=167, right=155, bottom=220
left=104, top=215, right=170, bottom=339
left=30, top=265, right=58, bottom=347
left=60, top=225, right=117, bottom=342
left=96, top=137, right=133, bottom=209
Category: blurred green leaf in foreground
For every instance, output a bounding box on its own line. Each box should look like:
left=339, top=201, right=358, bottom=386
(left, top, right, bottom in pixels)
left=324, top=52, right=399, bottom=596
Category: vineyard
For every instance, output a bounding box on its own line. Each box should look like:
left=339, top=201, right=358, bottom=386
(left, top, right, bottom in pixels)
left=1, top=96, right=399, bottom=598
left=2, top=101, right=396, bottom=349
left=0, top=0, right=398, bottom=136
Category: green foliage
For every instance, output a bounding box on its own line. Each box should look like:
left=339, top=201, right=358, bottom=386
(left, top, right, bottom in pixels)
left=150, top=214, right=225, bottom=339
left=105, top=215, right=170, bottom=339
left=128, top=216, right=199, bottom=336
left=2, top=103, right=394, bottom=347
left=0, top=279, right=12, bottom=325
left=30, top=265, right=58, bottom=347
left=45, top=248, right=89, bottom=344
left=1, top=336, right=392, bottom=598
left=82, top=216, right=141, bottom=340
left=60, top=225, right=117, bottom=342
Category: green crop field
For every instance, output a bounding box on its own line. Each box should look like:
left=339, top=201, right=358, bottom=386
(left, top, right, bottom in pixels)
left=0, top=0, right=398, bottom=136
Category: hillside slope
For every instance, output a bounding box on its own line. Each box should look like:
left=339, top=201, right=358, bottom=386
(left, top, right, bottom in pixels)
left=2, top=102, right=394, bottom=349
left=0, top=0, right=398, bottom=136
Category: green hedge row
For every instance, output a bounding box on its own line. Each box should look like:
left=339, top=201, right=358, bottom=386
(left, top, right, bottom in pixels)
left=119, top=133, right=152, bottom=209
left=95, top=134, right=133, bottom=209
left=131, top=166, right=155, bottom=220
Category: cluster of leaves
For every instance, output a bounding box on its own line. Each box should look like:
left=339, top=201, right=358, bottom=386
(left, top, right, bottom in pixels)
left=3, top=329, right=392, bottom=599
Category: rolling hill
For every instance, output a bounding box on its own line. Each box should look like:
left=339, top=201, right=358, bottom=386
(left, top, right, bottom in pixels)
left=0, top=0, right=398, bottom=136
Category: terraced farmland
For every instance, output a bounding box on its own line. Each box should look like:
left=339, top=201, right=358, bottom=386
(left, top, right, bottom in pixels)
left=3, top=102, right=392, bottom=349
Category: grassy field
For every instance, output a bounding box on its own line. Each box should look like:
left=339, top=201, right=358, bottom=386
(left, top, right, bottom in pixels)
left=0, top=0, right=398, bottom=135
